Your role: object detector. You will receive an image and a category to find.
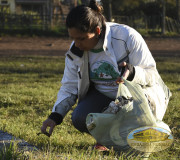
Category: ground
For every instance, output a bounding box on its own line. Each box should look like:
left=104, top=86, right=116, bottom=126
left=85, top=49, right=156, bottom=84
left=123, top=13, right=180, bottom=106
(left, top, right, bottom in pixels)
left=0, top=36, right=180, bottom=57
left=0, top=36, right=179, bottom=155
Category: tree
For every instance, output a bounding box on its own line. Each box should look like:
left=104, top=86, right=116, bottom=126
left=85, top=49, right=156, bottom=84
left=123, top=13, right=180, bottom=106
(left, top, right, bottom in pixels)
left=101, top=0, right=177, bottom=19
left=177, top=0, right=180, bottom=20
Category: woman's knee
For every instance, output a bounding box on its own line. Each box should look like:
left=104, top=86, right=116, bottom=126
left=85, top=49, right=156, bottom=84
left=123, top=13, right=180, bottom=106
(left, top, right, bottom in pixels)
left=71, top=110, right=88, bottom=133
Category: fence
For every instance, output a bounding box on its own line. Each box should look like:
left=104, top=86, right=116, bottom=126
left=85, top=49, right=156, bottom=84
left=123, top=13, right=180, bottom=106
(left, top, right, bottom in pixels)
left=0, top=13, right=67, bottom=30
left=113, top=15, right=180, bottom=34
left=0, top=13, right=180, bottom=35
left=166, top=17, right=180, bottom=33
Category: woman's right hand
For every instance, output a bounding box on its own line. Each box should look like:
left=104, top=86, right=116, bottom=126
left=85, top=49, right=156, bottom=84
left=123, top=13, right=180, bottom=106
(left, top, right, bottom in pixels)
left=41, top=118, right=56, bottom=136
left=116, top=62, right=130, bottom=83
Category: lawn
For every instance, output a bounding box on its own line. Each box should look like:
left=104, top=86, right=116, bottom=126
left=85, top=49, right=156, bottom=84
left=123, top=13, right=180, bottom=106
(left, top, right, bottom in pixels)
left=0, top=55, right=179, bottom=160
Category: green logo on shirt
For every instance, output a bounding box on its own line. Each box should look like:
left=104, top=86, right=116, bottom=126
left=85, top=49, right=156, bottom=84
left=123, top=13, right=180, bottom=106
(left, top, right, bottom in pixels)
left=90, top=61, right=119, bottom=80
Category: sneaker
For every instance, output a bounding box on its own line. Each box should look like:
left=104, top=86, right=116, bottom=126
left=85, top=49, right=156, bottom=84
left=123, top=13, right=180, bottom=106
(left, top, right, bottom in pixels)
left=94, top=143, right=109, bottom=152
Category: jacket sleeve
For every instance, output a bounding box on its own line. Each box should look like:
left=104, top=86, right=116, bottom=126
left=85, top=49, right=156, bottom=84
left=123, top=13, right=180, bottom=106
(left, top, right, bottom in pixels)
left=127, top=31, right=159, bottom=87
left=52, top=53, right=78, bottom=117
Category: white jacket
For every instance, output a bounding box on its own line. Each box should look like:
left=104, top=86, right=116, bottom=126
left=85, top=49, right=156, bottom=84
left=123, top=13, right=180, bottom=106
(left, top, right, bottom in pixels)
left=52, top=22, right=171, bottom=120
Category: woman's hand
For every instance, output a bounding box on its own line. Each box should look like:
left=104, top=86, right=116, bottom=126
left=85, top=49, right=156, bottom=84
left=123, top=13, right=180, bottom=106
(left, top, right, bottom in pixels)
left=41, top=118, right=56, bottom=137
left=116, top=62, right=130, bottom=84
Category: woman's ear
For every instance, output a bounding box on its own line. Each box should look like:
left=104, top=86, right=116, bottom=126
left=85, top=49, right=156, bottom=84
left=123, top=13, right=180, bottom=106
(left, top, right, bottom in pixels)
left=95, top=26, right=101, bottom=36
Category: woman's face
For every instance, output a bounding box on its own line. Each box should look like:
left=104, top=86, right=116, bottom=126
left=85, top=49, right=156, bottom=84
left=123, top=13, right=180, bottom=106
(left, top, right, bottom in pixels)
left=68, top=28, right=99, bottom=51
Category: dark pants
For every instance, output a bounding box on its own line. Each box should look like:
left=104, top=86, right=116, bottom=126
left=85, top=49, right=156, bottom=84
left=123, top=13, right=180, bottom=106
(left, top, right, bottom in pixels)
left=71, top=87, right=114, bottom=133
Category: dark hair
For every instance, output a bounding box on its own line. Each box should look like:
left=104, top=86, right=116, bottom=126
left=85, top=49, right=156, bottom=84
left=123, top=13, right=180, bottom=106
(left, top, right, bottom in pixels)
left=66, top=0, right=106, bottom=35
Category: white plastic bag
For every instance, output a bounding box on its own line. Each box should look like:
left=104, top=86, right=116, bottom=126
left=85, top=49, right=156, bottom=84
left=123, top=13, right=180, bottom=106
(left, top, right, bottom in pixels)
left=86, top=79, right=170, bottom=151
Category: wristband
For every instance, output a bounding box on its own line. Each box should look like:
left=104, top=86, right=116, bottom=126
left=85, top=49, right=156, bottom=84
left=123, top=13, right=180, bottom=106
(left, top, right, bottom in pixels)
left=48, top=112, right=63, bottom=125
left=126, top=63, right=135, bottom=81
left=119, top=63, right=135, bottom=81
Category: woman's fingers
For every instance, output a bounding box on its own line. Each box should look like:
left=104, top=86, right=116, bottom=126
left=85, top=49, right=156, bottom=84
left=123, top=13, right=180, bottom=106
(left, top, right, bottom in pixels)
left=116, top=62, right=130, bottom=83
left=118, top=61, right=126, bottom=67
left=41, top=118, right=56, bottom=136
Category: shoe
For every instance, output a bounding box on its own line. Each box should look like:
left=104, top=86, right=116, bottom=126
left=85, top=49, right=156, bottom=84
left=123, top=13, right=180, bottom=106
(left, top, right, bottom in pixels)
left=94, top=143, right=109, bottom=152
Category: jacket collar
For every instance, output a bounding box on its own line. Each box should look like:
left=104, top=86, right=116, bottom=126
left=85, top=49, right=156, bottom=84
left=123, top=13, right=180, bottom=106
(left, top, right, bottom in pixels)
left=70, top=42, right=84, bottom=58
left=103, top=22, right=111, bottom=52
left=103, top=22, right=114, bottom=56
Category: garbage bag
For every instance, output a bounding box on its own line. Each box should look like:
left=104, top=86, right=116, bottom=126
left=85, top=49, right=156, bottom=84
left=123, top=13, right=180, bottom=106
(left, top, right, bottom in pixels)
left=86, top=79, right=170, bottom=151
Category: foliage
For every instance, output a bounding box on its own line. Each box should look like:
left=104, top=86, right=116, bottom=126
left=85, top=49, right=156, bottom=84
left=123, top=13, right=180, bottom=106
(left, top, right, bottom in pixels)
left=1, top=0, right=179, bottom=37
left=0, top=141, right=26, bottom=160
left=0, top=54, right=179, bottom=159
left=0, top=26, right=68, bottom=37
left=102, top=0, right=178, bottom=19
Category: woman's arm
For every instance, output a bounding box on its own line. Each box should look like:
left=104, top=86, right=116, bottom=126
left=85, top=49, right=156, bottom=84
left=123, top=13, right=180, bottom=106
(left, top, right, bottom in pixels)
left=127, top=33, right=158, bottom=87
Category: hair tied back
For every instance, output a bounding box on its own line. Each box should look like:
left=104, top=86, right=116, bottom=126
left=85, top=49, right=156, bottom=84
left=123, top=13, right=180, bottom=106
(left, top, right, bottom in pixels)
left=89, top=0, right=103, bottom=13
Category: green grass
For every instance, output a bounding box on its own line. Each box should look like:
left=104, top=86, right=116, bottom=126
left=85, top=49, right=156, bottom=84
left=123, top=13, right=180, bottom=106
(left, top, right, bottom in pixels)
left=0, top=55, right=179, bottom=159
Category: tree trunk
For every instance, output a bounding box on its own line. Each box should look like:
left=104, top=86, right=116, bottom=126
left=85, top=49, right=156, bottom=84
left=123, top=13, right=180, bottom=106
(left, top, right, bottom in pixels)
left=177, top=0, right=180, bottom=20
left=108, top=0, right=112, bottom=22
left=74, top=0, right=77, bottom=7
left=162, top=0, right=166, bottom=35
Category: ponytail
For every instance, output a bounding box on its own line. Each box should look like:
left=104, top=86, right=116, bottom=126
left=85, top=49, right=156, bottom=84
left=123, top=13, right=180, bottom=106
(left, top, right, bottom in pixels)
left=89, top=0, right=103, bottom=14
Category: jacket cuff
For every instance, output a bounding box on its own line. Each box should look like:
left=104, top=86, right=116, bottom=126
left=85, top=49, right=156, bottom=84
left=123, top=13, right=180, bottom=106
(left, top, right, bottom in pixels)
left=48, top=112, right=63, bottom=125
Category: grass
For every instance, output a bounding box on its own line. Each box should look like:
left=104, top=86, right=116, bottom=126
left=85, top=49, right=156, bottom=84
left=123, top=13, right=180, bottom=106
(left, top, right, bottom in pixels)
left=0, top=54, right=179, bottom=159
left=1, top=25, right=69, bottom=38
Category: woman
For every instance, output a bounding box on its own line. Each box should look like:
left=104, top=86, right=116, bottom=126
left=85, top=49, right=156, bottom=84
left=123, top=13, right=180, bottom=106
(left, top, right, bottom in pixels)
left=41, top=0, right=171, bottom=151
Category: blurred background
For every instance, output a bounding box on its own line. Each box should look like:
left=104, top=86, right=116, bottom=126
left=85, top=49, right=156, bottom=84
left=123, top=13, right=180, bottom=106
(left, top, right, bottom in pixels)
left=0, top=0, right=180, bottom=36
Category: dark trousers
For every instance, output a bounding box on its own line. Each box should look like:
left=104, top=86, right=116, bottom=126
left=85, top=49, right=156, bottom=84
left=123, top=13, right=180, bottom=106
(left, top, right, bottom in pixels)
left=71, top=87, right=114, bottom=133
